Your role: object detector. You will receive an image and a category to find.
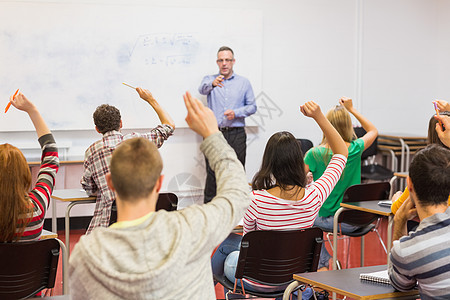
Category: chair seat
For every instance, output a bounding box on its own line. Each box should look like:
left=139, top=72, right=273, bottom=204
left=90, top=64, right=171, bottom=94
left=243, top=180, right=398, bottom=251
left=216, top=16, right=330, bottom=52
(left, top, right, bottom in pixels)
left=361, top=165, right=394, bottom=181
left=343, top=224, right=375, bottom=237
left=215, top=273, right=292, bottom=298
left=315, top=223, right=375, bottom=237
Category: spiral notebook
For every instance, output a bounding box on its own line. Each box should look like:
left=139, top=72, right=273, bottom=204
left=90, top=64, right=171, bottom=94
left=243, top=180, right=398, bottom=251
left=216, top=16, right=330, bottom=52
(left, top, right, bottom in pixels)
left=359, top=269, right=390, bottom=285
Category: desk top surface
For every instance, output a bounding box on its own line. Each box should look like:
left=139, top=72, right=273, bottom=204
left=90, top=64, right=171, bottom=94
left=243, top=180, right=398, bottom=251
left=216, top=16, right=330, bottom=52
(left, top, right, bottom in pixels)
left=293, top=265, right=419, bottom=299
left=340, top=200, right=392, bottom=216
left=41, top=229, right=58, bottom=239
left=52, top=189, right=97, bottom=201
left=379, top=133, right=427, bottom=140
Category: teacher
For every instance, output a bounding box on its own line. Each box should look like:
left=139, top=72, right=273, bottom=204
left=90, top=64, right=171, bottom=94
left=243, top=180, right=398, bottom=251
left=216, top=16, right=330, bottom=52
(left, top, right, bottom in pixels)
left=199, top=46, right=257, bottom=203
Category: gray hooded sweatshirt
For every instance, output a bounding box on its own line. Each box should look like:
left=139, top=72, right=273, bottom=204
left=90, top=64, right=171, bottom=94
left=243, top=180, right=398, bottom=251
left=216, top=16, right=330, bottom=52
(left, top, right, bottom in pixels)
left=68, top=132, right=250, bottom=299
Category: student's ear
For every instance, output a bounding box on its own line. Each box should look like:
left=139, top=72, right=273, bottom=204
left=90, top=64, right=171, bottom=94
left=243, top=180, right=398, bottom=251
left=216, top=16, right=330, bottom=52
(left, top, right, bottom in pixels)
left=106, top=172, right=115, bottom=192
left=95, top=126, right=101, bottom=134
left=155, top=175, right=164, bottom=193
left=406, top=176, right=415, bottom=197
left=119, top=120, right=123, bottom=129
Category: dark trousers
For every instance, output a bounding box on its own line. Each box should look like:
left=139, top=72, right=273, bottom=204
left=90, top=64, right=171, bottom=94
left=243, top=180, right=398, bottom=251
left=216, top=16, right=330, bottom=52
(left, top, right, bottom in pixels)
left=204, top=127, right=247, bottom=203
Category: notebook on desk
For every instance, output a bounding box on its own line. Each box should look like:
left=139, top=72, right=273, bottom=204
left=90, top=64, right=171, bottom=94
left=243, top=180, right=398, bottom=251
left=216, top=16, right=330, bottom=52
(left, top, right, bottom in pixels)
left=360, top=269, right=390, bottom=285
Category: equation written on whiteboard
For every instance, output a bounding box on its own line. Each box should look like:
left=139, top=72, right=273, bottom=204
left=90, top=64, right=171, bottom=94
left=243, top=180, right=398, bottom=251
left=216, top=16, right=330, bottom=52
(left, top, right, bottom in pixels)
left=129, top=33, right=199, bottom=67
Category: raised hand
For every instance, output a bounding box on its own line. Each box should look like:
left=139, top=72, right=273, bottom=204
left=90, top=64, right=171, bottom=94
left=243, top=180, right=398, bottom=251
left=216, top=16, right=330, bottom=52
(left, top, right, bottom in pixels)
left=184, top=91, right=219, bottom=138
left=300, top=101, right=322, bottom=120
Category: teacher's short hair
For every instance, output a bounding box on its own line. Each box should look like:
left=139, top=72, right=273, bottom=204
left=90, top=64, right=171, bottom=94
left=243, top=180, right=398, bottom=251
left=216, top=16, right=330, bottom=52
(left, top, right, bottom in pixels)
left=218, top=46, right=234, bottom=55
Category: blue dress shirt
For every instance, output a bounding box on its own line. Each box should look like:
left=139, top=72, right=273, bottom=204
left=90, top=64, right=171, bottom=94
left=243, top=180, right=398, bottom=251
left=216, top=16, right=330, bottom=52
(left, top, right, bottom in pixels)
left=199, top=73, right=257, bottom=127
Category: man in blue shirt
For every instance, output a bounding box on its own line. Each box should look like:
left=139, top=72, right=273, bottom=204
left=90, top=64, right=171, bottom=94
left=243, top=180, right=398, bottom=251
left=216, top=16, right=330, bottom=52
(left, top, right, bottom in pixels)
left=199, top=46, right=257, bottom=203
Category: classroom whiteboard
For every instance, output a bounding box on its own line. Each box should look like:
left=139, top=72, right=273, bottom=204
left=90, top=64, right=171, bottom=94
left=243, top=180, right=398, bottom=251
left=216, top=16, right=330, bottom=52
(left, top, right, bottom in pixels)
left=0, top=2, right=262, bottom=131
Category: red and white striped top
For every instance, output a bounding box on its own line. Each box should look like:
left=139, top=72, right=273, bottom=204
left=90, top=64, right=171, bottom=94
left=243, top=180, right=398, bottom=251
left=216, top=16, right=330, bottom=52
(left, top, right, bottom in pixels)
left=243, top=154, right=347, bottom=235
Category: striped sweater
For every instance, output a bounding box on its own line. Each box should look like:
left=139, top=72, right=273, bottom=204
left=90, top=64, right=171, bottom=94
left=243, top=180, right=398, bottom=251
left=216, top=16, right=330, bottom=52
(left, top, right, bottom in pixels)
left=389, top=207, right=450, bottom=300
left=243, top=154, right=347, bottom=235
left=19, top=133, right=59, bottom=241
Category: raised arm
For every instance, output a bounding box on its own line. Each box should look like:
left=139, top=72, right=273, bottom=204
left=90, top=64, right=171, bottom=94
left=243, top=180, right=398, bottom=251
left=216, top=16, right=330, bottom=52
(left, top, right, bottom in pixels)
left=301, top=101, right=348, bottom=157
left=11, top=93, right=50, bottom=138
left=435, top=114, right=450, bottom=148
left=435, top=99, right=450, bottom=112
left=340, top=97, right=377, bottom=151
left=136, top=87, right=175, bottom=129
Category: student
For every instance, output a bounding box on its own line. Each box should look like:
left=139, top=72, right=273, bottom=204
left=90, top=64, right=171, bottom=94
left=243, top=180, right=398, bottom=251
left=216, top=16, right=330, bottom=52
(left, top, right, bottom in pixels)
left=391, top=111, right=450, bottom=215
left=0, top=93, right=59, bottom=242
left=304, top=97, right=377, bottom=269
left=211, top=101, right=348, bottom=296
left=388, top=144, right=450, bottom=299
left=69, top=92, right=250, bottom=299
left=435, top=114, right=450, bottom=147
left=81, top=87, right=175, bottom=234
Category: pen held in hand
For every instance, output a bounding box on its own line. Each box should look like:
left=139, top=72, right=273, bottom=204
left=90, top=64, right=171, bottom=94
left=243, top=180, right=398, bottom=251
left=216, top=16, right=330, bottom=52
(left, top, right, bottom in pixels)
left=122, top=82, right=136, bottom=89
left=5, top=89, right=19, bottom=113
left=434, top=101, right=444, bottom=130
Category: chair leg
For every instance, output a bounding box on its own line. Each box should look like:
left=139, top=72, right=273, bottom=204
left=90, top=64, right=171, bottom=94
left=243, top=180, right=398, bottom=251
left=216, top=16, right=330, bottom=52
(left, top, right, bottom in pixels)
left=373, top=218, right=388, bottom=254
left=327, top=232, right=345, bottom=270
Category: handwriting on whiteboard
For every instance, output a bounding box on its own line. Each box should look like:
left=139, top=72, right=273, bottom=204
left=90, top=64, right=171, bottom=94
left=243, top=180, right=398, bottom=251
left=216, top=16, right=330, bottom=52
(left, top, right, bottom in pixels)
left=130, top=33, right=199, bottom=67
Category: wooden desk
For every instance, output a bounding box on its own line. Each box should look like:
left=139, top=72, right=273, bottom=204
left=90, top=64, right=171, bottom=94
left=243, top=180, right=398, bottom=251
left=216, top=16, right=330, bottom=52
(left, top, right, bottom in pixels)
left=333, top=201, right=393, bottom=270
left=283, top=265, right=419, bottom=300
left=52, top=189, right=96, bottom=256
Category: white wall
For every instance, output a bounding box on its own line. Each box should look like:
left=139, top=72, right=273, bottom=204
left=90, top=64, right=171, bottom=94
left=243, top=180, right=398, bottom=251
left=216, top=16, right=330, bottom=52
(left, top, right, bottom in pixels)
left=0, top=0, right=445, bottom=218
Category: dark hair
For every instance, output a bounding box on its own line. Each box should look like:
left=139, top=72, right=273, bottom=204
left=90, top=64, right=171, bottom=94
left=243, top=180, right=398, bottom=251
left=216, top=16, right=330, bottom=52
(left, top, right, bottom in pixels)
left=93, top=104, right=121, bottom=134
left=428, top=111, right=450, bottom=147
left=218, top=46, right=234, bottom=55
left=409, top=144, right=450, bottom=207
left=110, top=138, right=163, bottom=201
left=252, top=131, right=306, bottom=191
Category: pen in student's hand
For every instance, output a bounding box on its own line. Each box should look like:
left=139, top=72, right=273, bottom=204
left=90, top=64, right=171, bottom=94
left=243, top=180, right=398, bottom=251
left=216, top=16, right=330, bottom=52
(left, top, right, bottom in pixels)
left=434, top=101, right=444, bottom=130
left=122, top=82, right=136, bottom=89
left=5, top=89, right=19, bottom=113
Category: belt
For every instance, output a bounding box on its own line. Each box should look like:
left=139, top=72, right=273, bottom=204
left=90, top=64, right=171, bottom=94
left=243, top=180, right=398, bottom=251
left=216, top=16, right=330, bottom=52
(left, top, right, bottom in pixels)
left=219, top=127, right=241, bottom=132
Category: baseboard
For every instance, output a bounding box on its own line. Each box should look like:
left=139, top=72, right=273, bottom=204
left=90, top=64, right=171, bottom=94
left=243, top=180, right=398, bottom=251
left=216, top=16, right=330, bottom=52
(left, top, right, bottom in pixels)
left=43, top=216, right=91, bottom=232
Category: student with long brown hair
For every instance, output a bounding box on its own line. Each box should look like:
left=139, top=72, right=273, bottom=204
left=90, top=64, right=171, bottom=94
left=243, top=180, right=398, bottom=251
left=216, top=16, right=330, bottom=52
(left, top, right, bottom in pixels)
left=0, top=93, right=59, bottom=242
left=211, top=101, right=348, bottom=297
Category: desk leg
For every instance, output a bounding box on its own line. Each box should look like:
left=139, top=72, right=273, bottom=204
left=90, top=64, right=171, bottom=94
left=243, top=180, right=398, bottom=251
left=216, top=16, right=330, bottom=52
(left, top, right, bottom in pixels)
left=65, top=200, right=96, bottom=257
left=387, top=214, right=393, bottom=262
left=283, top=281, right=301, bottom=300
left=56, top=238, right=68, bottom=295
left=399, top=139, right=406, bottom=173
left=52, top=198, right=57, bottom=233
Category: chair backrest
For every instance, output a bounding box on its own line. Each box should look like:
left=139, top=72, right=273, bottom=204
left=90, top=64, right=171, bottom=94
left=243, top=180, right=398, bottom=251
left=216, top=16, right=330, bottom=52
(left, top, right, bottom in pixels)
left=110, top=192, right=178, bottom=224
left=296, top=139, right=314, bottom=156
left=0, top=239, right=60, bottom=299
left=354, top=127, right=377, bottom=159
left=155, top=192, right=178, bottom=211
left=234, top=228, right=323, bottom=286
left=339, top=182, right=391, bottom=226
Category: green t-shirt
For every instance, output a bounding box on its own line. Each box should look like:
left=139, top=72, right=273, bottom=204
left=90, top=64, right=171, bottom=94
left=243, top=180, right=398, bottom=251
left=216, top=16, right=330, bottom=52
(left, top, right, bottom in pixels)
left=304, top=139, right=365, bottom=217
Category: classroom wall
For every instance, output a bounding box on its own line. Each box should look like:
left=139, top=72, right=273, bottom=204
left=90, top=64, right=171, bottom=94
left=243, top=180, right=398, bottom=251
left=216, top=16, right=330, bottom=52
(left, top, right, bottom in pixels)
left=0, top=0, right=446, bottom=219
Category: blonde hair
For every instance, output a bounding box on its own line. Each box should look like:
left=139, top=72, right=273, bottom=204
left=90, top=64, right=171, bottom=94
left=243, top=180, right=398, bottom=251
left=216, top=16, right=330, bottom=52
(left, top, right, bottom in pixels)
left=321, top=105, right=356, bottom=145
left=0, top=144, right=33, bottom=242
